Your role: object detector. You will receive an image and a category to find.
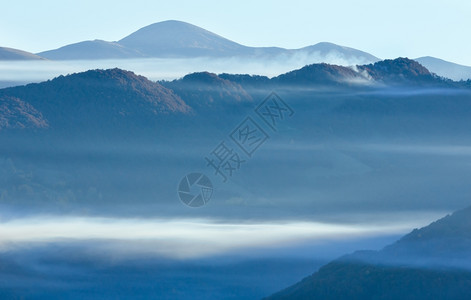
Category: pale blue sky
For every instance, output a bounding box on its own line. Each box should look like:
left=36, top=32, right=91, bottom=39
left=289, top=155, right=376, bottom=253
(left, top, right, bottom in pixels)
left=1, top=0, right=470, bottom=65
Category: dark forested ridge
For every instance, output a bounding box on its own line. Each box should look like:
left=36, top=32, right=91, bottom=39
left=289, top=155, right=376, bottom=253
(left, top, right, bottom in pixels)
left=0, top=68, right=190, bottom=131
left=266, top=206, right=471, bottom=300
left=1, top=57, right=470, bottom=135
left=0, top=57, right=470, bottom=136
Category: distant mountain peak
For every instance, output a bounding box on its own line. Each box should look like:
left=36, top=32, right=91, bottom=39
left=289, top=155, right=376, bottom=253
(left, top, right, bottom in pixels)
left=415, top=56, right=471, bottom=81
left=119, top=20, right=215, bottom=41
left=123, top=20, right=214, bottom=34
left=300, top=42, right=380, bottom=64
left=118, top=20, right=246, bottom=58
left=0, top=46, right=45, bottom=60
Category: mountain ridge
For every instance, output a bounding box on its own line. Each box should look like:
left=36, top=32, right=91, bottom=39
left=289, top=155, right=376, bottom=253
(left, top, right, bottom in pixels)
left=2, top=21, right=471, bottom=81
left=0, top=46, right=45, bottom=60
left=266, top=205, right=471, bottom=300
left=0, top=68, right=191, bottom=130
left=1, top=57, right=467, bottom=132
left=415, top=56, right=471, bottom=81
left=35, top=20, right=379, bottom=65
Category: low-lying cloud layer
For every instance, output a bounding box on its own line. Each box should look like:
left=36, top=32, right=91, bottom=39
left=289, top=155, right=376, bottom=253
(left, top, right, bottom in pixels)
left=0, top=54, right=374, bottom=88
left=0, top=213, right=444, bottom=259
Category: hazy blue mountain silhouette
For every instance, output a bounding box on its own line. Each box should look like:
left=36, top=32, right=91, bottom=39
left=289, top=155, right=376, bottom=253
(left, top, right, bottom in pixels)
left=0, top=46, right=45, bottom=60
left=266, top=205, right=471, bottom=300
left=298, top=42, right=378, bottom=64
left=36, top=20, right=379, bottom=64
left=5, top=21, right=471, bottom=81
left=37, top=40, right=145, bottom=60
left=118, top=20, right=250, bottom=58
left=416, top=56, right=471, bottom=81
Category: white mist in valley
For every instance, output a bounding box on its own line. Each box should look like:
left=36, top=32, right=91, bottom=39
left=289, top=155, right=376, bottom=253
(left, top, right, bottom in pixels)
left=0, top=53, right=375, bottom=88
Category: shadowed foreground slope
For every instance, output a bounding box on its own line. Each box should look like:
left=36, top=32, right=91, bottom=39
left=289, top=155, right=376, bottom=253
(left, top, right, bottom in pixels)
left=266, top=206, right=471, bottom=300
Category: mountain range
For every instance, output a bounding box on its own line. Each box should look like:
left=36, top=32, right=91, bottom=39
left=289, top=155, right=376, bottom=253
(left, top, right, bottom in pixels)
left=1, top=57, right=466, bottom=131
left=266, top=205, right=471, bottom=299
left=1, top=20, right=471, bottom=80
left=1, top=56, right=471, bottom=153
left=35, top=20, right=379, bottom=65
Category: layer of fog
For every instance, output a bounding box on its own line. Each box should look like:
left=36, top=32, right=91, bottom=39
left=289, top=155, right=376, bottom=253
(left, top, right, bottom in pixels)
left=0, top=212, right=443, bottom=259
left=0, top=53, right=366, bottom=88
left=1, top=137, right=470, bottom=219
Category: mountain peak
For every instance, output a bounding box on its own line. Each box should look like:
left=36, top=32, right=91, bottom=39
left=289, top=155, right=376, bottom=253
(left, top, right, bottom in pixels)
left=162, top=71, right=252, bottom=107
left=130, top=20, right=205, bottom=31
left=120, top=20, right=213, bottom=40
left=273, top=63, right=369, bottom=86
left=358, top=57, right=437, bottom=83
left=0, top=68, right=191, bottom=130
left=55, top=68, right=150, bottom=84
left=373, top=57, right=431, bottom=74
left=181, top=71, right=225, bottom=83
left=118, top=20, right=246, bottom=57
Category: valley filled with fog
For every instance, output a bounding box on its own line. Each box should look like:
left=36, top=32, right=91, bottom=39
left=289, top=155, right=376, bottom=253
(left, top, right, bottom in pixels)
left=2, top=67, right=471, bottom=298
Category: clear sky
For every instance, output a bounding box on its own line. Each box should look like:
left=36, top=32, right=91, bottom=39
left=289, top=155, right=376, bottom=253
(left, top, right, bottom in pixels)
left=1, top=0, right=470, bottom=65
